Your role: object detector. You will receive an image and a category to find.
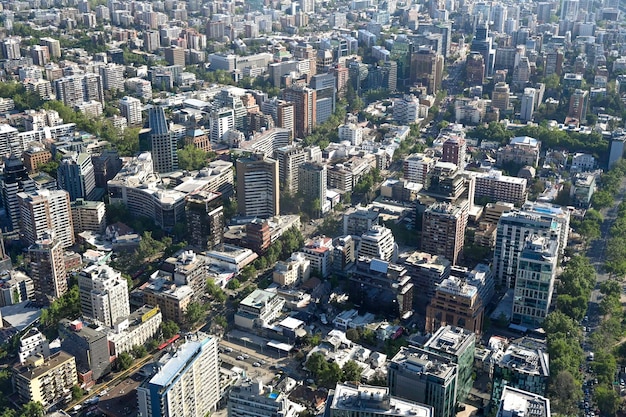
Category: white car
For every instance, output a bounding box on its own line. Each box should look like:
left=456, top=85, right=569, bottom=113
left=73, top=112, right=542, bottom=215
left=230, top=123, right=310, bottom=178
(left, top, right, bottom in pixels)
left=236, top=355, right=244, bottom=360
left=253, top=362, right=261, bottom=367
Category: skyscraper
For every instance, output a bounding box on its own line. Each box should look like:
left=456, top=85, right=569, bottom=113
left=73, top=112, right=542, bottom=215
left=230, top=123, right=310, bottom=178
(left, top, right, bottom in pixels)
left=148, top=106, right=180, bottom=173
left=410, top=47, right=444, bottom=94
left=28, top=231, right=67, bottom=304
left=511, top=236, right=558, bottom=328
left=493, top=202, right=570, bottom=288
left=282, top=85, right=316, bottom=139
left=520, top=88, right=536, bottom=122
left=185, top=191, right=224, bottom=250
left=421, top=202, right=468, bottom=265
left=236, top=154, right=279, bottom=218
left=273, top=145, right=307, bottom=194
left=470, top=24, right=495, bottom=77
left=57, top=152, right=96, bottom=201
left=78, top=264, right=130, bottom=327
left=137, top=334, right=220, bottom=417
left=298, top=162, right=327, bottom=215
left=18, top=189, right=74, bottom=248
left=2, top=155, right=36, bottom=231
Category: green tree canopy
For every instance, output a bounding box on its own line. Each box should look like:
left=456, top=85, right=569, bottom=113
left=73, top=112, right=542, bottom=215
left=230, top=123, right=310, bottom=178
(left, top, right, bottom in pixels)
left=177, top=145, right=208, bottom=171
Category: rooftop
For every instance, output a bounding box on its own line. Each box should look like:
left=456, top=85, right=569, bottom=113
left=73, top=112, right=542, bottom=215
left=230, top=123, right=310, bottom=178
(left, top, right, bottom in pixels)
left=149, top=336, right=214, bottom=387
left=498, top=386, right=550, bottom=417
left=330, top=383, right=433, bottom=417
left=14, top=350, right=74, bottom=381
left=423, top=326, right=475, bottom=356
left=240, top=289, right=279, bottom=309
left=391, top=346, right=457, bottom=380
left=498, top=339, right=549, bottom=377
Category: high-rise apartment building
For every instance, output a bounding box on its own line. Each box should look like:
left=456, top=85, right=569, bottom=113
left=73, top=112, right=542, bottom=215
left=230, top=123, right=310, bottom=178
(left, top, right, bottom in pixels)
left=422, top=202, right=468, bottom=265
left=511, top=236, right=558, bottom=328
left=2, top=37, right=21, bottom=60
left=441, top=137, right=466, bottom=169
left=185, top=191, right=224, bottom=250
left=493, top=202, right=569, bottom=288
left=98, top=63, right=125, bottom=91
left=137, top=334, right=220, bottom=417
left=78, top=264, right=130, bottom=327
left=403, top=153, right=435, bottom=185
left=236, top=154, right=279, bottom=218
left=57, top=152, right=96, bottom=201
left=298, top=162, right=327, bottom=215
left=119, top=96, right=143, bottom=125
left=474, top=170, right=527, bottom=206
left=40, top=37, right=61, bottom=58
left=388, top=346, right=458, bottom=417
left=520, top=88, right=536, bottom=122
left=425, top=277, right=484, bottom=334
left=28, top=232, right=67, bottom=304
left=18, top=189, right=74, bottom=248
left=492, top=82, right=511, bottom=111
left=568, top=88, right=589, bottom=124
left=164, top=46, right=186, bottom=66
left=2, top=155, right=36, bottom=231
left=273, top=145, right=307, bottom=194
left=54, top=73, right=104, bottom=107
left=148, top=106, right=181, bottom=173
left=70, top=199, right=106, bottom=235
left=401, top=251, right=451, bottom=312
left=30, top=45, right=50, bottom=66
left=358, top=225, right=397, bottom=262
left=282, top=85, right=316, bottom=138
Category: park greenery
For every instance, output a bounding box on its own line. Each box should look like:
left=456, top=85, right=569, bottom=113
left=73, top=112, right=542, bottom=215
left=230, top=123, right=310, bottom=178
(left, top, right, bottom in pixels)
left=305, top=352, right=363, bottom=388
left=467, top=121, right=608, bottom=163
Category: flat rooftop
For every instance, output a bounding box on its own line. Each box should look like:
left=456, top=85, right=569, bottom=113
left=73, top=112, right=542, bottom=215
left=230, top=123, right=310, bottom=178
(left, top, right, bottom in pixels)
left=330, top=383, right=433, bottom=417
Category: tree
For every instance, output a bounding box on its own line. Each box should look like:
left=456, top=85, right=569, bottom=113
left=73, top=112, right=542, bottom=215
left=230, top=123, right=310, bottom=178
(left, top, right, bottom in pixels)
left=71, top=385, right=85, bottom=400
left=342, top=360, right=362, bottom=382
left=346, top=328, right=360, bottom=342
left=595, top=385, right=621, bottom=416
left=118, top=352, right=134, bottom=370
left=206, top=279, right=226, bottom=302
left=227, top=279, right=241, bottom=290
left=19, top=402, right=44, bottom=417
left=548, top=370, right=582, bottom=415
left=185, top=302, right=205, bottom=326
left=161, top=320, right=180, bottom=339
left=177, top=145, right=208, bottom=170
left=132, top=345, right=148, bottom=359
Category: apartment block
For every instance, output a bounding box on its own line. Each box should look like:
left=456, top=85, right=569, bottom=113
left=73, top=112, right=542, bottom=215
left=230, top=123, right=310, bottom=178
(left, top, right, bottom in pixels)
left=71, top=199, right=106, bottom=235
left=426, top=277, right=484, bottom=335
left=28, top=233, right=67, bottom=304
left=273, top=145, right=307, bottom=194
left=107, top=305, right=162, bottom=356
left=229, top=380, right=303, bottom=417
left=273, top=252, right=311, bottom=287
left=58, top=319, right=111, bottom=385
left=13, top=351, right=77, bottom=410
left=493, top=202, right=569, bottom=288
left=421, top=202, right=468, bottom=265
left=474, top=170, right=527, bottom=206
left=78, top=264, right=130, bottom=327
left=511, top=236, right=558, bottom=328
left=18, top=189, right=74, bottom=248
left=358, top=225, right=397, bottom=262
left=142, top=275, right=193, bottom=324
left=496, top=387, right=550, bottom=417
left=0, top=270, right=34, bottom=307
left=401, top=251, right=451, bottom=312
left=236, top=153, right=279, bottom=218
left=138, top=334, right=220, bottom=417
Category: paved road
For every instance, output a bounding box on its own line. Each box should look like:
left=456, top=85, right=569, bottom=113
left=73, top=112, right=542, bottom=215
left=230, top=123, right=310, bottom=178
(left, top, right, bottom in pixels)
left=586, top=177, right=626, bottom=321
